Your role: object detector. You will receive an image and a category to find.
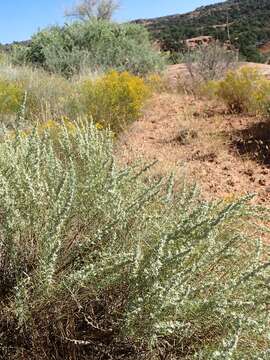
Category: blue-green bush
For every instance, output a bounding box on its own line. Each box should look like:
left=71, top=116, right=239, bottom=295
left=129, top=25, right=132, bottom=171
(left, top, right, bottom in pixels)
left=12, top=21, right=165, bottom=77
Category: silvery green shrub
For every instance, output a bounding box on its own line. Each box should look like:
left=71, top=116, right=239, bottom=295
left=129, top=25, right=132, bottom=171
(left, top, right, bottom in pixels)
left=0, top=122, right=269, bottom=359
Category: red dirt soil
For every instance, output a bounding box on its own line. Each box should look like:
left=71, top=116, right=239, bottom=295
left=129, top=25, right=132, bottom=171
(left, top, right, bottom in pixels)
left=117, top=92, right=270, bottom=205
left=166, top=62, right=270, bottom=86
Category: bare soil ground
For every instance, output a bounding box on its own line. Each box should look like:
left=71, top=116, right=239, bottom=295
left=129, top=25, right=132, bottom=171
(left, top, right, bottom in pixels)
left=117, top=66, right=270, bottom=205
left=166, top=62, right=270, bottom=87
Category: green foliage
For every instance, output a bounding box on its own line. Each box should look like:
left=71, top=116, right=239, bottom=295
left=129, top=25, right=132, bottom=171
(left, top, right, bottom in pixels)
left=80, top=70, right=151, bottom=132
left=0, top=122, right=269, bottom=359
left=210, top=66, right=270, bottom=114
left=11, top=20, right=165, bottom=77
left=0, top=52, right=9, bottom=65
left=137, top=0, right=270, bottom=62
left=0, top=79, right=24, bottom=115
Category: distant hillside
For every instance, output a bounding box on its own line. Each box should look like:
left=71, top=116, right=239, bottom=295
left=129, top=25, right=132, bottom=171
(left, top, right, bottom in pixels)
left=0, top=40, right=30, bottom=52
left=133, top=0, right=270, bottom=62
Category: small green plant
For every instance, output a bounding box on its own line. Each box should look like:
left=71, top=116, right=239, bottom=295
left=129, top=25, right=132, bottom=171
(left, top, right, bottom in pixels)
left=80, top=70, right=151, bottom=132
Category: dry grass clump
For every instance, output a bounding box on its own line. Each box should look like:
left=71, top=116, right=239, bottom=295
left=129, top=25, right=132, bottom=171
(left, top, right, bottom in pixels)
left=174, top=43, right=238, bottom=95
left=0, top=64, right=75, bottom=123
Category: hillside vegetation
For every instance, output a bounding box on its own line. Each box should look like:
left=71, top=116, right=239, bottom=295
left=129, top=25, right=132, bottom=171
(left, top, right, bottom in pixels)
left=134, top=0, right=270, bottom=62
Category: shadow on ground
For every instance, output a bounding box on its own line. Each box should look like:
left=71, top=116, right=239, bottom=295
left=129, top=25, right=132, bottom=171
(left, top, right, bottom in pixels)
left=231, top=120, right=270, bottom=167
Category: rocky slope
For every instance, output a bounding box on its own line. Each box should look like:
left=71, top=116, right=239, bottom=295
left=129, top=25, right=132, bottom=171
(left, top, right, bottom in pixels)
left=133, top=0, right=270, bottom=62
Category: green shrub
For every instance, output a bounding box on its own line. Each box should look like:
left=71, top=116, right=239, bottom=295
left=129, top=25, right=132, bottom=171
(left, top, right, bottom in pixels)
left=80, top=70, right=151, bottom=132
left=11, top=21, right=165, bottom=77
left=0, top=52, right=9, bottom=65
left=0, top=121, right=269, bottom=359
left=208, top=66, right=270, bottom=114
left=0, top=79, right=24, bottom=115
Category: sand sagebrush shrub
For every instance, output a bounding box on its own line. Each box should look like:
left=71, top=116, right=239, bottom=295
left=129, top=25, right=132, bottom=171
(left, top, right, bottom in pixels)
left=80, top=71, right=151, bottom=132
left=185, top=43, right=237, bottom=83
left=0, top=121, right=269, bottom=359
left=210, top=66, right=270, bottom=114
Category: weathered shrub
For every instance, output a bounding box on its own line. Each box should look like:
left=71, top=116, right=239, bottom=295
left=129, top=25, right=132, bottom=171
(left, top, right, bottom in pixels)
left=252, top=77, right=270, bottom=116
left=185, top=42, right=238, bottom=83
left=80, top=71, right=151, bottom=132
left=0, top=121, right=269, bottom=359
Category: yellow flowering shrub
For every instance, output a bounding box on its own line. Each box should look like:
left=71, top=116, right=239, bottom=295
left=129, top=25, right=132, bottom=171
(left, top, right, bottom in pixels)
left=80, top=71, right=151, bottom=133
left=209, top=67, right=270, bottom=115
left=0, top=79, right=24, bottom=115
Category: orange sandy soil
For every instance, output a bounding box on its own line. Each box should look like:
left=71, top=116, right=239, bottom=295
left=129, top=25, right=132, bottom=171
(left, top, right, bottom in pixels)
left=116, top=91, right=270, bottom=205
left=166, top=62, right=270, bottom=86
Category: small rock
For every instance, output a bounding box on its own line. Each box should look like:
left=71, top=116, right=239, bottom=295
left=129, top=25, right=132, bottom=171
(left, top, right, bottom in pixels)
left=244, top=169, right=254, bottom=177
left=258, top=178, right=266, bottom=186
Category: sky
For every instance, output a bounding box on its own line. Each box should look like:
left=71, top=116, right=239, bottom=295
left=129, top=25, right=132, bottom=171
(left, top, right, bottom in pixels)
left=0, top=0, right=224, bottom=44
